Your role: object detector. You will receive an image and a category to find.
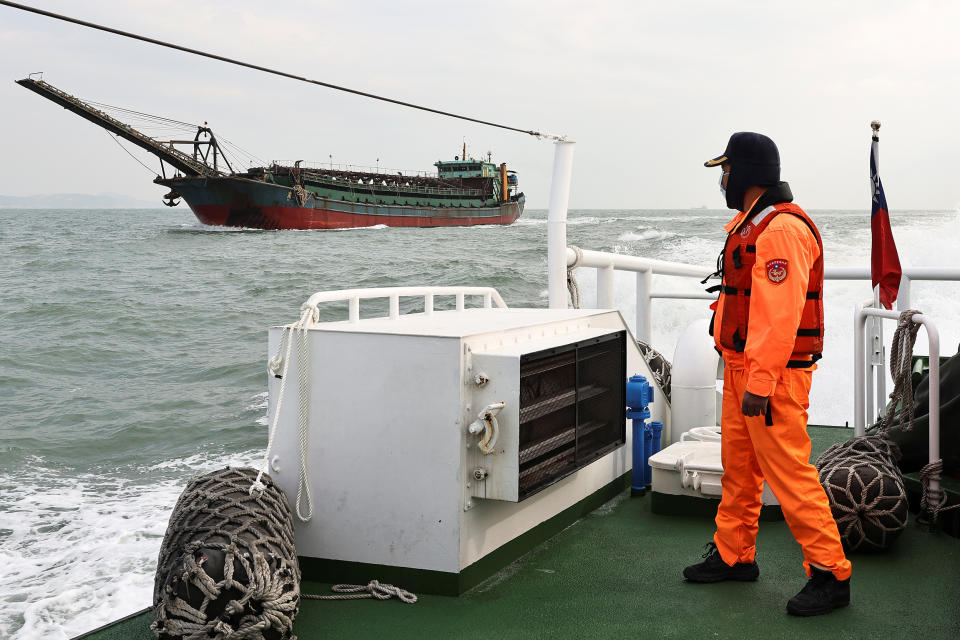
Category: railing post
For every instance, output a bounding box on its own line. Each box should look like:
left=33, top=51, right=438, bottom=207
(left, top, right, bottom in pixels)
left=865, top=316, right=874, bottom=422
left=924, top=316, right=941, bottom=499
left=867, top=291, right=878, bottom=420
left=854, top=306, right=866, bottom=436
left=635, top=268, right=652, bottom=343
left=547, top=141, right=576, bottom=309
left=875, top=310, right=886, bottom=419
left=597, top=264, right=615, bottom=309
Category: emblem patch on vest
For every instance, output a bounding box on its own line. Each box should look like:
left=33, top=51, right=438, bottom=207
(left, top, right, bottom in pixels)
left=739, top=224, right=752, bottom=238
left=766, top=259, right=788, bottom=284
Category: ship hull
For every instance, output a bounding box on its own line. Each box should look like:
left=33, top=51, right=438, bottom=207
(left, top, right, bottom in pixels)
left=157, top=175, right=524, bottom=230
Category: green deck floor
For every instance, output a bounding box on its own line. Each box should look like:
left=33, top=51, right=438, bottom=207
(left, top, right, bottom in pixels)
left=78, top=427, right=960, bottom=640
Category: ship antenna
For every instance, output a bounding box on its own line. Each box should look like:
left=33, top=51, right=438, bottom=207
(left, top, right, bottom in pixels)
left=0, top=1, right=567, bottom=141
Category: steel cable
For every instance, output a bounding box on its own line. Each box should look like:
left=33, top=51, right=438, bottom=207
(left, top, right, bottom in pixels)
left=1, top=1, right=562, bottom=139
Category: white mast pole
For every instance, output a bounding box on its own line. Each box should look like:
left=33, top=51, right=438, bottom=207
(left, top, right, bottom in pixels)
left=547, top=140, right=575, bottom=309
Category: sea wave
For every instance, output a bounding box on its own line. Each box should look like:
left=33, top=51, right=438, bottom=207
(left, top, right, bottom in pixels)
left=513, top=215, right=622, bottom=226
left=616, top=229, right=676, bottom=242
left=0, top=450, right=260, bottom=640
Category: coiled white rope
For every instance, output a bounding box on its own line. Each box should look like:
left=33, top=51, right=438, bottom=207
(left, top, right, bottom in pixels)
left=251, top=302, right=318, bottom=522
left=302, top=580, right=418, bottom=604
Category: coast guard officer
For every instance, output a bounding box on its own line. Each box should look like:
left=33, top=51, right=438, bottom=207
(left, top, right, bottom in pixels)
left=684, top=132, right=852, bottom=617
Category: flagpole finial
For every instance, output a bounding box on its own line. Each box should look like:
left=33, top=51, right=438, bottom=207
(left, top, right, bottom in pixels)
left=871, top=120, right=881, bottom=140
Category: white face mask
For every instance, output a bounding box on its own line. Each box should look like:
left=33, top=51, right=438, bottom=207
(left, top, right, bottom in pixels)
left=719, top=173, right=726, bottom=198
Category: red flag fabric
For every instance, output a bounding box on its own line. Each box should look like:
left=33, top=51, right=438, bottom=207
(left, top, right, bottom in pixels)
left=870, top=138, right=901, bottom=309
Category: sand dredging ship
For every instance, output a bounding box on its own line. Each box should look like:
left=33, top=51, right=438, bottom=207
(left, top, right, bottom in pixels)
left=16, top=77, right=525, bottom=230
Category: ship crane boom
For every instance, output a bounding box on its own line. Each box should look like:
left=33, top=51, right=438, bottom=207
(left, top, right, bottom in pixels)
left=16, top=77, right=221, bottom=177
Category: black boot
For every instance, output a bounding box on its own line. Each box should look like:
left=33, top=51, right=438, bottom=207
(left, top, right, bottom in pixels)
left=683, top=541, right=759, bottom=583
left=786, top=566, right=850, bottom=616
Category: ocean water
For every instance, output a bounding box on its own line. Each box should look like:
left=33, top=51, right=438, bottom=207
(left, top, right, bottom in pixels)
left=1, top=206, right=958, bottom=638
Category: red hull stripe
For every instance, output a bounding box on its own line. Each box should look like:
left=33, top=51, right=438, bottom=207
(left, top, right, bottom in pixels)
left=190, top=204, right=521, bottom=229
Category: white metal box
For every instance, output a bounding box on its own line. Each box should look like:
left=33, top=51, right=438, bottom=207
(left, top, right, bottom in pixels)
left=265, top=297, right=669, bottom=586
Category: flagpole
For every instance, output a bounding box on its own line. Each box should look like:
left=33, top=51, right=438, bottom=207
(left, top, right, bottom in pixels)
left=871, top=120, right=880, bottom=168
left=870, top=119, right=882, bottom=309
left=871, top=120, right=909, bottom=310
left=868, top=120, right=885, bottom=419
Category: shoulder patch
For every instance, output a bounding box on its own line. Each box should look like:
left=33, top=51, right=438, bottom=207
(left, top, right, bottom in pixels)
left=766, top=259, right=788, bottom=284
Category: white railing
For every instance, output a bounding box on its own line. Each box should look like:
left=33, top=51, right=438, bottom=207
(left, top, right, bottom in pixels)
left=554, top=244, right=960, bottom=438
left=564, top=247, right=713, bottom=342
left=562, top=248, right=960, bottom=344
left=854, top=308, right=941, bottom=499
left=301, top=286, right=507, bottom=323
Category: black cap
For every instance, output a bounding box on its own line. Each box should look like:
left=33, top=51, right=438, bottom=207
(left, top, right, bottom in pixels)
left=704, top=132, right=780, bottom=171
left=705, top=132, right=781, bottom=209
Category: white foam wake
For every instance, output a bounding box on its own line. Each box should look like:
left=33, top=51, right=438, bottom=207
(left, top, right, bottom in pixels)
left=1, top=450, right=260, bottom=640
left=513, top=215, right=622, bottom=227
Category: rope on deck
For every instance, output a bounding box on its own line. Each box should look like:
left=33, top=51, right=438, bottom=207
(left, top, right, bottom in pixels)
left=918, top=458, right=960, bottom=526
left=302, top=581, right=417, bottom=603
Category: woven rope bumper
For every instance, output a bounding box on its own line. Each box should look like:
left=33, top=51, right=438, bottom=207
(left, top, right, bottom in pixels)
left=816, top=436, right=909, bottom=552
left=152, top=467, right=301, bottom=640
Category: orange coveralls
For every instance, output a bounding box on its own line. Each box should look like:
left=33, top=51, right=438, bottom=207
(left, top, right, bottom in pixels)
left=712, top=196, right=852, bottom=581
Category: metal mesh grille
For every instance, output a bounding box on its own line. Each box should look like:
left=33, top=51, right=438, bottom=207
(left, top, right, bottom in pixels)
left=517, top=332, right=626, bottom=499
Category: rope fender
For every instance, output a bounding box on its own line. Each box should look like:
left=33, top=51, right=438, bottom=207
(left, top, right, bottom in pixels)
left=152, top=467, right=300, bottom=640
left=815, top=435, right=909, bottom=551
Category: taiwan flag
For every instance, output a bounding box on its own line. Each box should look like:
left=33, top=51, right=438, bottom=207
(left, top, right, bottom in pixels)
left=870, top=136, right=901, bottom=309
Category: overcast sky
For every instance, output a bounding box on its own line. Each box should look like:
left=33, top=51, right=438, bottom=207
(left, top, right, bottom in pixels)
left=1, top=0, right=958, bottom=210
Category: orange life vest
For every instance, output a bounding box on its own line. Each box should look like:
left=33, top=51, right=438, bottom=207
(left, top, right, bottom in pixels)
left=716, top=202, right=824, bottom=367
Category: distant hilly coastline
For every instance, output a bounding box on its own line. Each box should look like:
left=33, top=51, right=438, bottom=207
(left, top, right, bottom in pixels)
left=0, top=193, right=160, bottom=209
